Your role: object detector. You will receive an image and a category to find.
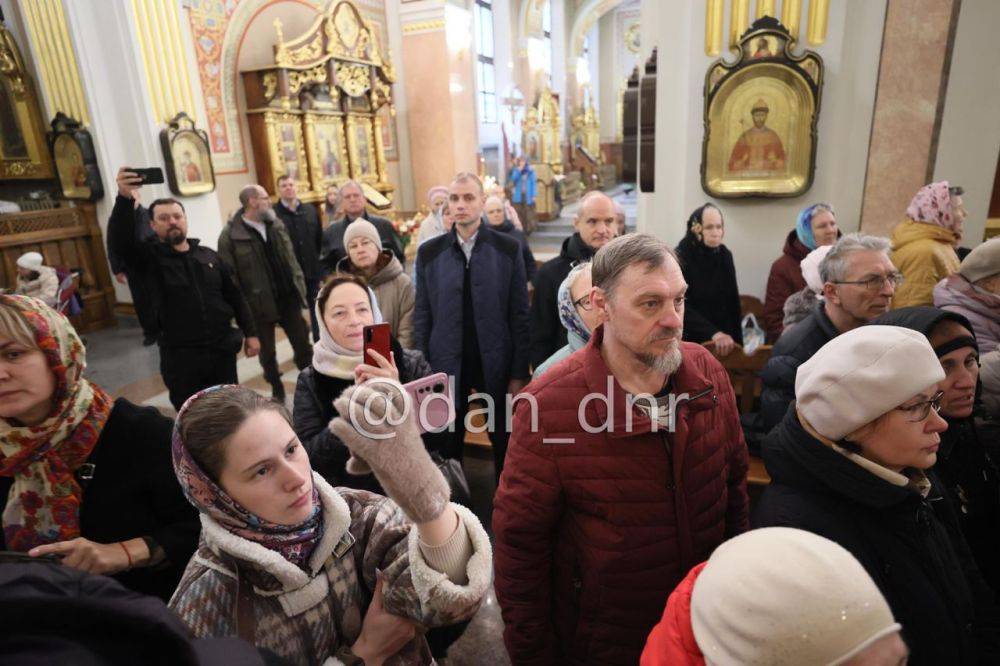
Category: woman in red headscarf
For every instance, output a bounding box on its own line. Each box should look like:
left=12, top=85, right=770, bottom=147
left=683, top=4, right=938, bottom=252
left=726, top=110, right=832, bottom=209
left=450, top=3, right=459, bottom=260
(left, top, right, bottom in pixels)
left=0, top=295, right=198, bottom=600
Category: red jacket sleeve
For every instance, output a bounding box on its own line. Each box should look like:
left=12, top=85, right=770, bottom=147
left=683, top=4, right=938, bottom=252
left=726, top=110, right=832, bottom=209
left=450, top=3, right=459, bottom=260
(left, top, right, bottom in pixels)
left=713, top=363, right=750, bottom=537
left=493, top=397, right=564, bottom=665
left=763, top=261, right=793, bottom=342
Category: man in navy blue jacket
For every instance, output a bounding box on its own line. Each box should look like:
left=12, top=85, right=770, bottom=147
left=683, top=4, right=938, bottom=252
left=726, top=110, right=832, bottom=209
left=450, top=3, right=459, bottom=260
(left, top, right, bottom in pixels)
left=414, top=172, right=531, bottom=476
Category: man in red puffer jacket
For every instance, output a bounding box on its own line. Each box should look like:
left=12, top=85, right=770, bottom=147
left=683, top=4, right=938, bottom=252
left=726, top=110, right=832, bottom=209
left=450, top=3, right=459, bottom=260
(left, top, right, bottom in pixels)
left=493, top=233, right=749, bottom=665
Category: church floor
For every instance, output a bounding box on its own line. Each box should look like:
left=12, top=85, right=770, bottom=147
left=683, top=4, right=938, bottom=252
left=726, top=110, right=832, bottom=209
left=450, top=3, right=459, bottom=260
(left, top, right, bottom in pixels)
left=83, top=316, right=511, bottom=665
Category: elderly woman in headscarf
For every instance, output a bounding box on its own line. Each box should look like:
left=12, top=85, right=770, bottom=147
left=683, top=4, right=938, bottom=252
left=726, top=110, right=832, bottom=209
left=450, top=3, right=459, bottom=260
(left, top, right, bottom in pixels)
left=676, top=204, right=743, bottom=356
left=0, top=295, right=198, bottom=601
left=779, top=244, right=833, bottom=335
left=891, top=181, right=966, bottom=308
left=533, top=262, right=602, bottom=379
left=416, top=186, right=450, bottom=245
left=763, top=203, right=839, bottom=341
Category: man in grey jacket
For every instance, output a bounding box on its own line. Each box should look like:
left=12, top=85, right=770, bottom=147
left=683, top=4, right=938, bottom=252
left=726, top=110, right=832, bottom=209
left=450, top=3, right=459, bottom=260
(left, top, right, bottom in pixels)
left=218, top=184, right=312, bottom=401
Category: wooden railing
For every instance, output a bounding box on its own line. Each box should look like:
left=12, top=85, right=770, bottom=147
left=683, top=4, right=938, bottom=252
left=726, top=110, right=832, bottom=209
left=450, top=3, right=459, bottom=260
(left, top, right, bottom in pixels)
left=0, top=204, right=117, bottom=332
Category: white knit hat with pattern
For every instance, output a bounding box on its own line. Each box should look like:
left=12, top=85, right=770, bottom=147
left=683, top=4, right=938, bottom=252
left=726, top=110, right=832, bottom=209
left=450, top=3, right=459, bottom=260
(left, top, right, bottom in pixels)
left=691, top=527, right=901, bottom=666
left=795, top=325, right=945, bottom=440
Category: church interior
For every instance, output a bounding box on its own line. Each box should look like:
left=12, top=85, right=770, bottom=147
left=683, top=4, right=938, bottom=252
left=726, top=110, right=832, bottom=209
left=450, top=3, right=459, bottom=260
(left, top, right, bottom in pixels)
left=2, top=0, right=1000, bottom=663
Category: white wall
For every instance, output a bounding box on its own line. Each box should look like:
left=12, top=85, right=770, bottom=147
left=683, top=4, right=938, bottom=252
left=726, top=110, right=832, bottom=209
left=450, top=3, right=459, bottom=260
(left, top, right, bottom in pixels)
left=638, top=0, right=887, bottom=299
left=933, top=0, right=1000, bottom=247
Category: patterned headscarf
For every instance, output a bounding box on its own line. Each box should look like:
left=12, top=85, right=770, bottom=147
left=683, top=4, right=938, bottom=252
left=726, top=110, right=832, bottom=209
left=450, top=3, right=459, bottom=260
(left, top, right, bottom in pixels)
left=0, top=295, right=113, bottom=551
left=795, top=203, right=834, bottom=250
left=907, top=181, right=958, bottom=231
left=171, top=386, right=323, bottom=570
left=557, top=263, right=593, bottom=344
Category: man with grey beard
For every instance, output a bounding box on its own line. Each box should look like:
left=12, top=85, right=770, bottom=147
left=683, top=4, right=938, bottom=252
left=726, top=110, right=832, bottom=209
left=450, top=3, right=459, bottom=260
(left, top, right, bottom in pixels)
left=493, top=233, right=749, bottom=665
left=218, top=184, right=312, bottom=402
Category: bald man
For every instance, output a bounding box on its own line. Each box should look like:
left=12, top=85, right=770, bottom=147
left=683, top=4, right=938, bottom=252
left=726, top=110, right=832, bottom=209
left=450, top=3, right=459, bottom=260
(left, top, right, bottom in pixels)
left=530, top=191, right=616, bottom=368
left=218, top=184, right=313, bottom=401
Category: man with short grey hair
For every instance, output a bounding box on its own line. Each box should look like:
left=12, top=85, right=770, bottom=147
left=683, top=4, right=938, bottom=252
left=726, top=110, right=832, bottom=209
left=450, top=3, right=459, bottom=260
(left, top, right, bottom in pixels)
left=494, top=233, right=748, bottom=664
left=759, top=232, right=901, bottom=430
left=218, top=184, right=312, bottom=401
left=320, top=180, right=404, bottom=271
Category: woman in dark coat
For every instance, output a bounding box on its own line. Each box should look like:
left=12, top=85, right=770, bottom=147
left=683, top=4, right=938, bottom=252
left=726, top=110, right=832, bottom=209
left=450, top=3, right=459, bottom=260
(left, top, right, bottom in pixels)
left=676, top=204, right=742, bottom=354
left=753, top=325, right=998, bottom=665
left=293, top=274, right=436, bottom=492
left=0, top=295, right=198, bottom=602
left=874, top=306, right=1000, bottom=594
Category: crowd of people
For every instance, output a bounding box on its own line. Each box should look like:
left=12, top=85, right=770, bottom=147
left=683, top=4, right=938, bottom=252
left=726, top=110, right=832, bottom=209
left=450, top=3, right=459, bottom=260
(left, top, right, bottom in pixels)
left=2, top=168, right=999, bottom=665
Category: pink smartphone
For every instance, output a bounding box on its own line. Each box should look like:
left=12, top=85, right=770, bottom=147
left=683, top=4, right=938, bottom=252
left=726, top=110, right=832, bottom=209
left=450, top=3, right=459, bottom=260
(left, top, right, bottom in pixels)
left=403, top=373, right=455, bottom=434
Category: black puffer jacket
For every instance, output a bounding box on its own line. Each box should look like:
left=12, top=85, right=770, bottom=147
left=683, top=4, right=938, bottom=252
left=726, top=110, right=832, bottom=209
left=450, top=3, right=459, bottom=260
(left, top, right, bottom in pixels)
left=754, top=406, right=994, bottom=666
left=874, top=306, right=1000, bottom=594
left=293, top=338, right=437, bottom=491
left=758, top=302, right=839, bottom=432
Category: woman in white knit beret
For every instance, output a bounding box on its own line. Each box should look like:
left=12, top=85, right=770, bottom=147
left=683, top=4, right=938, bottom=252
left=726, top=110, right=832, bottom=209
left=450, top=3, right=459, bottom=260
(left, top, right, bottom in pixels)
left=753, top=325, right=998, bottom=665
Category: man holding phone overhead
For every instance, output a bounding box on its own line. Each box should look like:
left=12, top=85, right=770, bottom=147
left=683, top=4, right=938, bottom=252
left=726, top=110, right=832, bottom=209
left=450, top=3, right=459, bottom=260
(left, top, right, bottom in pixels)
left=108, top=167, right=260, bottom=410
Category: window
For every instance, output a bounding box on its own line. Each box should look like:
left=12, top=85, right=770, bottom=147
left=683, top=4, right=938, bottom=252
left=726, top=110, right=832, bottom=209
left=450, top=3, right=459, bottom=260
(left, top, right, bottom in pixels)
left=541, top=1, right=553, bottom=76
left=475, top=0, right=497, bottom=124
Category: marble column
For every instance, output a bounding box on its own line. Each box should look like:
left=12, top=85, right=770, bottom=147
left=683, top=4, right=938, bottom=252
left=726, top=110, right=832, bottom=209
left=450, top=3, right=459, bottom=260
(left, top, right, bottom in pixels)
left=400, top=1, right=478, bottom=207
left=859, top=0, right=960, bottom=237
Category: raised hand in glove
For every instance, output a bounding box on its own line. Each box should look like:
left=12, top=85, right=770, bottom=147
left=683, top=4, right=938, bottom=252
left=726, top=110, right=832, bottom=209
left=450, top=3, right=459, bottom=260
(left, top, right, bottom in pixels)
left=330, top=381, right=451, bottom=524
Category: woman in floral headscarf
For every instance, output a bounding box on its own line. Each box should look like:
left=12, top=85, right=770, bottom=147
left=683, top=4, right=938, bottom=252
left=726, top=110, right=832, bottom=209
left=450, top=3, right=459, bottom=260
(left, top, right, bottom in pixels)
left=891, top=181, right=966, bottom=308
left=0, top=295, right=197, bottom=600
left=676, top=204, right=743, bottom=356
left=533, top=262, right=602, bottom=379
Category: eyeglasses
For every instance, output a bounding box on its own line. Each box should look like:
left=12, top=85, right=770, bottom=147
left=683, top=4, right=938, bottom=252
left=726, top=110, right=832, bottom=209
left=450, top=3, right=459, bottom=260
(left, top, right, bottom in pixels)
left=832, top=272, right=905, bottom=291
left=573, top=295, right=593, bottom=311
left=896, top=390, right=944, bottom=422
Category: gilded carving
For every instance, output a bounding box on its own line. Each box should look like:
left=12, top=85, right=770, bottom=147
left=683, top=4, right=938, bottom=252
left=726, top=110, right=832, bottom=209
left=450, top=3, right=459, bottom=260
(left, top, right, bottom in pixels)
left=288, top=64, right=328, bottom=95
left=262, top=72, right=278, bottom=101
left=334, top=3, right=361, bottom=51
left=336, top=62, right=371, bottom=98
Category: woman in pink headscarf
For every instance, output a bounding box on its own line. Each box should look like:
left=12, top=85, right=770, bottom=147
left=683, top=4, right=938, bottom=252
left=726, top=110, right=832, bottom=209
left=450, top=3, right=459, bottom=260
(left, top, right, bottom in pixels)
left=890, top=181, right=966, bottom=308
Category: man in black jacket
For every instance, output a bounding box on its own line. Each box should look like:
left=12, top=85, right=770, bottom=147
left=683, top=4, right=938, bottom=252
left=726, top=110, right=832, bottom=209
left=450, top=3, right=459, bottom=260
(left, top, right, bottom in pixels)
left=759, top=233, right=899, bottom=431
left=106, top=194, right=158, bottom=345
left=109, top=168, right=259, bottom=410
left=275, top=174, right=323, bottom=341
left=529, top=191, right=615, bottom=369
left=320, top=180, right=404, bottom=271
left=414, top=172, right=530, bottom=475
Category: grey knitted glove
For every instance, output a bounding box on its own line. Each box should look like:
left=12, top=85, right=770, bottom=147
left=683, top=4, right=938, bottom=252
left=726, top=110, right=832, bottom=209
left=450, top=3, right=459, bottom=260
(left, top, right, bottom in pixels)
left=330, top=381, right=450, bottom=523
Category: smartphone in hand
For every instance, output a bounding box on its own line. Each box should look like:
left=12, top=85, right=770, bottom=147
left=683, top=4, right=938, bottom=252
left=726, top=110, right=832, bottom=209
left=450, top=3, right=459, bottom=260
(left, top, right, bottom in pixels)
left=362, top=323, right=392, bottom=367
left=126, top=167, right=165, bottom=185
left=403, top=373, right=455, bottom=433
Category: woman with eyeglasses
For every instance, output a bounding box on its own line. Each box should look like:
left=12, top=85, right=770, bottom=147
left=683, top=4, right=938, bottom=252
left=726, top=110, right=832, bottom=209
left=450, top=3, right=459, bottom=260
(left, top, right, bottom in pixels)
left=675, top=204, right=743, bottom=357
left=875, top=306, right=1000, bottom=595
left=753, top=325, right=994, bottom=665
left=890, top=181, right=966, bottom=309
left=532, top=262, right=603, bottom=379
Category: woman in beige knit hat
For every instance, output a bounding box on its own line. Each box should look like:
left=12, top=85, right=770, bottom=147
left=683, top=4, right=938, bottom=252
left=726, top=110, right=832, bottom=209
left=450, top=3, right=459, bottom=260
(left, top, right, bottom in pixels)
left=641, top=527, right=905, bottom=665
left=754, top=326, right=998, bottom=665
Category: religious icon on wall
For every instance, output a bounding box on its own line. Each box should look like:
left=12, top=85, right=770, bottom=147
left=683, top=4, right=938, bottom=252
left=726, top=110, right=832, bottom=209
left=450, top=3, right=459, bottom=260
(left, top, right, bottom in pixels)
left=701, top=16, right=823, bottom=198
left=349, top=117, right=376, bottom=179
left=49, top=112, right=103, bottom=201
left=304, top=118, right=348, bottom=191
left=0, top=22, right=53, bottom=179
left=160, top=112, right=216, bottom=196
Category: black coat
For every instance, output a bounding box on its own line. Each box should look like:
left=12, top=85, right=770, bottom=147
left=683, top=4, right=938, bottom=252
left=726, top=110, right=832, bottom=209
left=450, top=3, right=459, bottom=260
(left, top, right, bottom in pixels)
left=320, top=212, right=405, bottom=272
left=676, top=239, right=743, bottom=345
left=274, top=199, right=323, bottom=281
left=753, top=407, right=993, bottom=665
left=414, top=224, right=531, bottom=396
left=0, top=399, right=200, bottom=602
left=529, top=233, right=594, bottom=368
left=108, top=195, right=257, bottom=348
left=759, top=303, right=839, bottom=432
left=293, top=339, right=438, bottom=492
left=873, top=305, right=1000, bottom=594
left=491, top=218, right=537, bottom=283
left=0, top=559, right=267, bottom=665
